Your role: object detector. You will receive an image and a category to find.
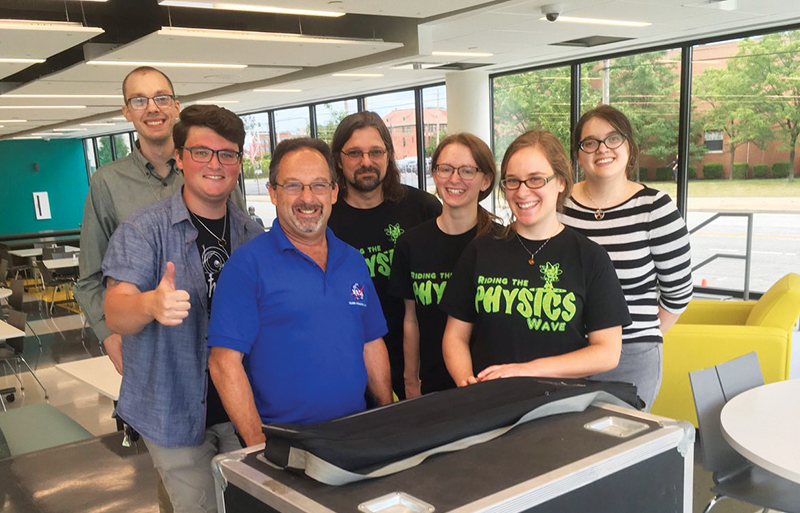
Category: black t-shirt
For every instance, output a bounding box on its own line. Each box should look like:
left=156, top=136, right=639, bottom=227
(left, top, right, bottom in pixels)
left=189, top=210, right=231, bottom=429
left=328, top=185, right=442, bottom=396
left=388, top=218, right=478, bottom=393
left=440, top=226, right=631, bottom=375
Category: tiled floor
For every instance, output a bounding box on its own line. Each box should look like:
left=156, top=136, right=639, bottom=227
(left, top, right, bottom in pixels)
left=1, top=289, right=794, bottom=512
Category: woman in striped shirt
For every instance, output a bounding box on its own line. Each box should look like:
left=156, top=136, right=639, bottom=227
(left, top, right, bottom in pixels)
left=560, top=105, right=693, bottom=410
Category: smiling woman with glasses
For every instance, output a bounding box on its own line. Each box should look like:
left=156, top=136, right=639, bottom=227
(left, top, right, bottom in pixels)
left=439, top=130, right=630, bottom=391
left=559, top=104, right=693, bottom=411
left=388, top=133, right=499, bottom=397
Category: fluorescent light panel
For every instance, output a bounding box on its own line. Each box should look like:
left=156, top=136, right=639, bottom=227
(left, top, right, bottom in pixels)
left=158, top=1, right=344, bottom=18
left=81, top=122, right=117, bottom=126
left=0, top=119, right=27, bottom=122
left=541, top=15, right=650, bottom=27
left=0, top=105, right=86, bottom=109
left=0, top=19, right=104, bottom=33
left=157, top=27, right=380, bottom=46
left=53, top=128, right=88, bottom=132
left=195, top=100, right=239, bottom=104
left=12, top=136, right=42, bottom=139
left=1, top=94, right=122, bottom=99
left=253, top=88, right=302, bottom=93
left=332, top=73, right=383, bottom=77
left=0, top=58, right=46, bottom=64
left=432, top=51, right=493, bottom=57
left=87, top=60, right=246, bottom=69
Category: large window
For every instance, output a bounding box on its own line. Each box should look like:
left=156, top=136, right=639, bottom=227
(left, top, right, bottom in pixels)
left=274, top=106, right=309, bottom=144
left=84, top=139, right=97, bottom=177
left=96, top=136, right=113, bottom=167
left=315, top=99, right=357, bottom=145
left=422, top=85, right=447, bottom=194
left=493, top=65, right=572, bottom=161
left=241, top=112, right=274, bottom=228
left=365, top=90, right=418, bottom=187
left=690, top=32, right=800, bottom=294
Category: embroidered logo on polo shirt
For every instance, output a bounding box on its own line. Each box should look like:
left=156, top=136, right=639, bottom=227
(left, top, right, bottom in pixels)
left=349, top=283, right=367, bottom=307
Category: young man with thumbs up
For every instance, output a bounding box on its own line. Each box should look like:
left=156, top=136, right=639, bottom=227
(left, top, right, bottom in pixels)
left=102, top=104, right=262, bottom=513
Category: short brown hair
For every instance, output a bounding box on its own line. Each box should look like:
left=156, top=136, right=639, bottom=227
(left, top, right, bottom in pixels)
left=501, top=130, right=573, bottom=212
left=330, top=111, right=405, bottom=203
left=572, top=104, right=639, bottom=179
left=173, top=105, right=245, bottom=153
left=122, top=66, right=175, bottom=101
left=431, top=133, right=500, bottom=237
left=269, top=138, right=336, bottom=185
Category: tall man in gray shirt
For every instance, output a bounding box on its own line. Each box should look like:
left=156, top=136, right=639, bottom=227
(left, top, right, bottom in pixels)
left=75, top=66, right=245, bottom=373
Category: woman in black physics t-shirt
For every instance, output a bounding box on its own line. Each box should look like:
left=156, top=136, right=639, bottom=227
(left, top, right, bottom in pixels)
left=388, top=133, right=499, bottom=397
left=440, top=131, right=630, bottom=387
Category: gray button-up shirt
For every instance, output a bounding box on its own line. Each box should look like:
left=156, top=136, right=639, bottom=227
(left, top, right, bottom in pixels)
left=102, top=189, right=262, bottom=447
left=74, top=143, right=246, bottom=342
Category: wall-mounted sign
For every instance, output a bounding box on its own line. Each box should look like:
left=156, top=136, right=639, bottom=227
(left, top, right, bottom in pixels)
left=33, top=191, right=51, bottom=220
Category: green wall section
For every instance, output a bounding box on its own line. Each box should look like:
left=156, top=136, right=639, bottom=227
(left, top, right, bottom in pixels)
left=0, top=139, right=88, bottom=236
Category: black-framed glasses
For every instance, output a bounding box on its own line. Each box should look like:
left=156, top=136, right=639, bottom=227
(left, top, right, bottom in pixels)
left=341, top=149, right=388, bottom=160
left=125, top=94, right=176, bottom=110
left=500, top=175, right=556, bottom=190
left=181, top=146, right=242, bottom=165
left=272, top=181, right=335, bottom=195
left=433, top=164, right=481, bottom=180
left=578, top=133, right=627, bottom=153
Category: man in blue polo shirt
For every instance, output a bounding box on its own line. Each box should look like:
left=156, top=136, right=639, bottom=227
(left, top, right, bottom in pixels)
left=208, top=138, right=393, bottom=447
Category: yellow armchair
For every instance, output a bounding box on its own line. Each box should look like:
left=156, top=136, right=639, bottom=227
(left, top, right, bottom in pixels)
left=651, top=273, right=800, bottom=426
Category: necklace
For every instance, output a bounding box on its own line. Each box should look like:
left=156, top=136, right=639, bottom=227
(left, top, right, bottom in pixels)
left=583, top=185, right=623, bottom=220
left=514, top=224, right=560, bottom=266
left=191, top=209, right=228, bottom=248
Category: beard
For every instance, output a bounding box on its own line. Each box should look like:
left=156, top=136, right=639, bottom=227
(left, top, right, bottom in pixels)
left=348, top=165, right=385, bottom=193
left=290, top=200, right=325, bottom=234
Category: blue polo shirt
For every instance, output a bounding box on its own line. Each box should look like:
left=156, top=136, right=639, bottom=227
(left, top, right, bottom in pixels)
left=207, top=218, right=387, bottom=425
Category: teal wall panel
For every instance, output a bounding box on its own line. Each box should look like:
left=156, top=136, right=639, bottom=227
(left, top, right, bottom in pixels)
left=0, top=139, right=88, bottom=236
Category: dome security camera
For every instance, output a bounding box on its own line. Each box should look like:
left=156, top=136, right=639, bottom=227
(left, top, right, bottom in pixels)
left=541, top=3, right=563, bottom=22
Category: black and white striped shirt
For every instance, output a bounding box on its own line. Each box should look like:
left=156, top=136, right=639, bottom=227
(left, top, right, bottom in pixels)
left=560, top=186, right=693, bottom=344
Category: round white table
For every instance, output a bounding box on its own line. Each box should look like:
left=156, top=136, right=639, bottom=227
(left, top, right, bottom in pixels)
left=720, top=379, right=800, bottom=484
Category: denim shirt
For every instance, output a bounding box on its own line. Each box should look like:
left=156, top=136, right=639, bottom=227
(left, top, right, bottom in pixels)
left=102, top=188, right=262, bottom=447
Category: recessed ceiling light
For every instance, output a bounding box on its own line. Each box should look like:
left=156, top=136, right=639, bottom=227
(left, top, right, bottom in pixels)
left=541, top=15, right=650, bottom=27
left=30, top=133, right=58, bottom=136
left=1, top=94, right=122, bottom=99
left=81, top=122, right=117, bottom=126
left=332, top=73, right=384, bottom=78
left=112, top=116, right=127, bottom=120
left=157, top=27, right=378, bottom=46
left=432, top=51, right=494, bottom=58
left=0, top=105, right=87, bottom=109
left=0, top=119, right=27, bottom=123
left=12, top=136, right=42, bottom=140
left=253, top=88, right=303, bottom=93
left=158, top=1, right=345, bottom=17
left=0, top=58, right=46, bottom=64
left=0, top=19, right=104, bottom=33
left=53, top=128, right=88, bottom=132
left=87, top=60, right=246, bottom=69
left=195, top=100, right=239, bottom=104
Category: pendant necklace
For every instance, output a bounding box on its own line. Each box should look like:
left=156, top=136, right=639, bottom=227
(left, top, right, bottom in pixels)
left=514, top=224, right=561, bottom=266
left=583, top=185, right=624, bottom=220
left=191, top=209, right=228, bottom=248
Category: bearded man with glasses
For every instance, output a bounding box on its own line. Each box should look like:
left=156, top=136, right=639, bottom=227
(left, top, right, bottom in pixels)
left=328, top=112, right=441, bottom=400
left=102, top=105, right=262, bottom=513
left=207, top=138, right=392, bottom=448
left=75, top=67, right=246, bottom=379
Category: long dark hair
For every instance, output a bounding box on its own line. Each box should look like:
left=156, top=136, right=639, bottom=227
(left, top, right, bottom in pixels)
left=572, top=104, right=639, bottom=179
left=331, top=111, right=405, bottom=203
left=431, top=133, right=500, bottom=238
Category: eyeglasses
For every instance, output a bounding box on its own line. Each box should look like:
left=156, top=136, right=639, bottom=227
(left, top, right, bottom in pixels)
left=341, top=149, right=388, bottom=160
left=181, top=146, right=242, bottom=165
left=578, top=133, right=627, bottom=153
left=125, top=94, right=176, bottom=110
left=500, top=175, right=556, bottom=190
left=272, top=181, right=335, bottom=195
left=433, top=164, right=481, bottom=180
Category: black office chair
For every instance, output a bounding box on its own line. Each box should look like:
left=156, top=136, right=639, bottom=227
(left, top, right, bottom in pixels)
left=0, top=248, right=31, bottom=280
left=690, top=352, right=800, bottom=513
left=0, top=309, right=49, bottom=400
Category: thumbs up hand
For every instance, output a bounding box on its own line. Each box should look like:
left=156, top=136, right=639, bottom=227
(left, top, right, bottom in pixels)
left=150, top=261, right=191, bottom=326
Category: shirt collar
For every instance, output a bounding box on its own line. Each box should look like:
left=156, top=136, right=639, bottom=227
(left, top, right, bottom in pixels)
left=269, top=217, right=338, bottom=256
left=132, top=140, right=178, bottom=180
